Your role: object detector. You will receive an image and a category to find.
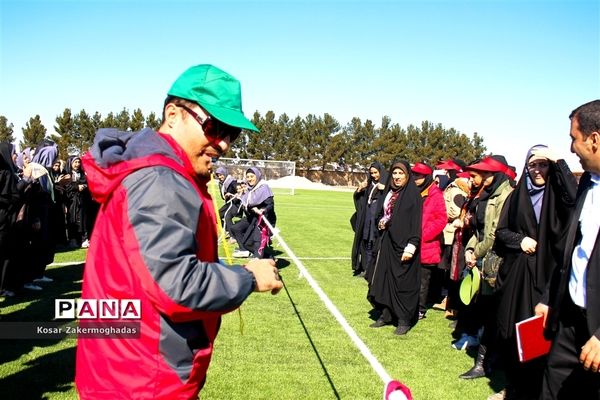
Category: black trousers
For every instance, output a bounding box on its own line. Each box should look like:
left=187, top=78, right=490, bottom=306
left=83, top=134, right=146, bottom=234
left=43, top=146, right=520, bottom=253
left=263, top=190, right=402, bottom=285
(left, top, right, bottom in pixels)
left=419, top=264, right=437, bottom=314
left=541, top=296, right=600, bottom=400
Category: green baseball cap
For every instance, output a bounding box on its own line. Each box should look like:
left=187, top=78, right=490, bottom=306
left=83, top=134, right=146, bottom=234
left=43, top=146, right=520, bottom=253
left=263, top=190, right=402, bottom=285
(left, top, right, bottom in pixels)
left=459, top=266, right=481, bottom=306
left=168, top=64, right=259, bottom=132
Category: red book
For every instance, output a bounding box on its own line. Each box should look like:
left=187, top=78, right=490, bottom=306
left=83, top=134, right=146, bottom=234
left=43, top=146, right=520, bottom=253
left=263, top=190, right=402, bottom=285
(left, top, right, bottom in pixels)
left=515, top=314, right=552, bottom=362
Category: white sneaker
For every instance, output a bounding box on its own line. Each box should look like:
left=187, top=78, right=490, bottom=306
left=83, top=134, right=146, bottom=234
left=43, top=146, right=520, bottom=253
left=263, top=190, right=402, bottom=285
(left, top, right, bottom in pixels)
left=33, top=276, right=54, bottom=283
left=23, top=283, right=43, bottom=291
left=81, top=239, right=90, bottom=248
left=232, top=250, right=251, bottom=258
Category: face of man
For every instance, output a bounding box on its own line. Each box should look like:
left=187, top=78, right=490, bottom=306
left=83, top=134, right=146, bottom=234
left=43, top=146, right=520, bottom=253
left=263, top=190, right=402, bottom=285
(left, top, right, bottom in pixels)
left=527, top=159, right=549, bottom=186
left=369, top=167, right=380, bottom=182
left=392, top=167, right=408, bottom=188
left=165, top=103, right=232, bottom=179
left=570, top=117, right=600, bottom=173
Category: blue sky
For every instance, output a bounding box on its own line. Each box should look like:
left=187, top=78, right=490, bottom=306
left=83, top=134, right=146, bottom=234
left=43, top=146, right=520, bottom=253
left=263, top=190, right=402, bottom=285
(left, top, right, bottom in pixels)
left=1, top=0, right=598, bottom=172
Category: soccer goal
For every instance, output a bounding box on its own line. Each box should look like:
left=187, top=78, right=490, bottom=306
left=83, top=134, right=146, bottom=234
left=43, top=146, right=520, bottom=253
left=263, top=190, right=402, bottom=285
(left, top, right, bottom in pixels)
left=215, top=157, right=297, bottom=195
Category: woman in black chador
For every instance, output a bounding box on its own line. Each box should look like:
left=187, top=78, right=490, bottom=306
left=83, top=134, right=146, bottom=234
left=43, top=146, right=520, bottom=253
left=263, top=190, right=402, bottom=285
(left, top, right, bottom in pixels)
left=351, top=161, right=388, bottom=277
left=494, top=145, right=577, bottom=399
left=367, top=160, right=422, bottom=336
left=65, top=156, right=92, bottom=247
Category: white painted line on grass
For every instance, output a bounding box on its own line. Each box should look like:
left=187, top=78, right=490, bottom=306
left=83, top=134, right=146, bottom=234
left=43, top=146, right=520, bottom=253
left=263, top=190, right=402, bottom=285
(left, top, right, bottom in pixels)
left=261, top=218, right=396, bottom=387
left=276, top=257, right=351, bottom=260
left=49, top=261, right=85, bottom=266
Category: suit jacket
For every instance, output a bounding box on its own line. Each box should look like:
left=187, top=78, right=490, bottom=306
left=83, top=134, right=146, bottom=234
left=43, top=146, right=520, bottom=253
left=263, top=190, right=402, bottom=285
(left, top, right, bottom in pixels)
left=543, top=172, right=600, bottom=339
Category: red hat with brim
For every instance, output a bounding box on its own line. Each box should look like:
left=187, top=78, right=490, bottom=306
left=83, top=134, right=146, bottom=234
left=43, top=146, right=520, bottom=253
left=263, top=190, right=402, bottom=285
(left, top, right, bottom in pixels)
left=436, top=159, right=463, bottom=171
left=411, top=162, right=433, bottom=176
left=457, top=171, right=471, bottom=178
left=466, top=156, right=509, bottom=174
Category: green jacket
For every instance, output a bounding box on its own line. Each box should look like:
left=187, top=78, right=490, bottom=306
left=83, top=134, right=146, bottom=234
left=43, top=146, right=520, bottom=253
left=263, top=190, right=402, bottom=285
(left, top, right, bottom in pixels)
left=466, top=179, right=512, bottom=294
left=467, top=179, right=513, bottom=259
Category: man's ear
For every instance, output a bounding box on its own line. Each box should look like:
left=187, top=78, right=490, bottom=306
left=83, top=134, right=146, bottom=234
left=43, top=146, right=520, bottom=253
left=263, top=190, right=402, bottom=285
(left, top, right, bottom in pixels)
left=163, top=103, right=181, bottom=129
left=590, top=131, right=600, bottom=152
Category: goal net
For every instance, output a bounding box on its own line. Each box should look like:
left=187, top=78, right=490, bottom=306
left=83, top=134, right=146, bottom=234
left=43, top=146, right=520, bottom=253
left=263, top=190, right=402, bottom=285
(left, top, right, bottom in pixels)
left=214, top=158, right=297, bottom=195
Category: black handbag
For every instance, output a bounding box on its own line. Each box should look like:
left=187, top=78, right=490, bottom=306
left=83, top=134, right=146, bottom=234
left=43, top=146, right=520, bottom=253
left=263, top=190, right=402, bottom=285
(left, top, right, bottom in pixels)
left=481, top=250, right=503, bottom=287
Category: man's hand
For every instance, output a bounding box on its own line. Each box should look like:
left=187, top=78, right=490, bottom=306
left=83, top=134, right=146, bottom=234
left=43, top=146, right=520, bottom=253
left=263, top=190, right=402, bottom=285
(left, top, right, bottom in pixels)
left=244, top=259, right=283, bottom=295
left=580, top=335, right=600, bottom=373
left=521, top=237, right=538, bottom=254
left=534, top=303, right=549, bottom=328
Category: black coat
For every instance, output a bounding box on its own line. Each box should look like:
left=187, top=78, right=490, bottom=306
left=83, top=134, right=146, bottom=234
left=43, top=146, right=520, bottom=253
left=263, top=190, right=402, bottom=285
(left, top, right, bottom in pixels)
left=495, top=160, right=577, bottom=339
left=350, top=162, right=388, bottom=272
left=542, top=172, right=600, bottom=339
left=367, top=161, right=422, bottom=326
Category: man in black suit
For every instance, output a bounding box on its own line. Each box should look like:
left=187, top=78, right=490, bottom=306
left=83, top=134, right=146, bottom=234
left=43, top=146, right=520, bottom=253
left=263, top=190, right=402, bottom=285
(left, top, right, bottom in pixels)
left=535, top=99, right=600, bottom=399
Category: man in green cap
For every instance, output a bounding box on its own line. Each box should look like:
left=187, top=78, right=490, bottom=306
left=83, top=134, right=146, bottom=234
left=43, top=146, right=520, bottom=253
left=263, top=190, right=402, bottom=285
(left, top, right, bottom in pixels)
left=75, top=64, right=283, bottom=400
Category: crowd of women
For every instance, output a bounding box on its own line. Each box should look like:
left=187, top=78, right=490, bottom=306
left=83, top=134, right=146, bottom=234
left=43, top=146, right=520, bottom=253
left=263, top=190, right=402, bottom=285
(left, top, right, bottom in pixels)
left=214, top=165, right=277, bottom=260
left=351, top=146, right=577, bottom=400
left=0, top=140, right=98, bottom=297
left=0, top=136, right=584, bottom=399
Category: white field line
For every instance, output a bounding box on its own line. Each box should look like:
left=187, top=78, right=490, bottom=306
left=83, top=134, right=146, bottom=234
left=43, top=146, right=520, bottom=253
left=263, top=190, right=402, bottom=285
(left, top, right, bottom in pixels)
left=277, top=204, right=354, bottom=210
left=276, top=256, right=350, bottom=260
left=49, top=261, right=85, bottom=266
left=260, top=217, right=394, bottom=386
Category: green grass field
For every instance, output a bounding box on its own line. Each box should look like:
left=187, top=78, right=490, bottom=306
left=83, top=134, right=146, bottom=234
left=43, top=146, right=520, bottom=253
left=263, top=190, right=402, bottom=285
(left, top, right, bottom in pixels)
left=0, top=189, right=505, bottom=399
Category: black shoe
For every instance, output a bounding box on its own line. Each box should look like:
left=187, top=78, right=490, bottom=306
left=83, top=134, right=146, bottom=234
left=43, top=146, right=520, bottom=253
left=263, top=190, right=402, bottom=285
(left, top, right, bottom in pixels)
left=369, top=318, right=391, bottom=328
left=459, top=365, right=486, bottom=379
left=394, top=325, right=411, bottom=335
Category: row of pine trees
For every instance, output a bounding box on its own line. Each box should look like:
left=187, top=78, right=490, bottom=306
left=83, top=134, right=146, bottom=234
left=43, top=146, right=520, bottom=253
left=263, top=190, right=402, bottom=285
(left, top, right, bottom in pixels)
left=0, top=109, right=486, bottom=171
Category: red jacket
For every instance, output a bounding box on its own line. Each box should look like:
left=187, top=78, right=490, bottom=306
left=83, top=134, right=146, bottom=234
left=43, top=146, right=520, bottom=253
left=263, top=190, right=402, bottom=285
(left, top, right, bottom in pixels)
left=420, top=183, right=447, bottom=265
left=75, top=129, right=255, bottom=399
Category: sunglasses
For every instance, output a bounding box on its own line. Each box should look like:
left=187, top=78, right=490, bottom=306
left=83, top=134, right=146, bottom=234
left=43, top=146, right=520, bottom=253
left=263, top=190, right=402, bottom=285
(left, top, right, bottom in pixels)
left=177, top=104, right=242, bottom=143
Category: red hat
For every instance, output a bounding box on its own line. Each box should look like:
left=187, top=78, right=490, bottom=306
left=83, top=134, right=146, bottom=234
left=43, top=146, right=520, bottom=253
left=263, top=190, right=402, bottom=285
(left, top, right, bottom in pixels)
left=457, top=171, right=471, bottom=179
left=466, top=156, right=508, bottom=173
left=436, top=159, right=463, bottom=171
left=411, top=162, right=433, bottom=176
left=505, top=166, right=517, bottom=181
